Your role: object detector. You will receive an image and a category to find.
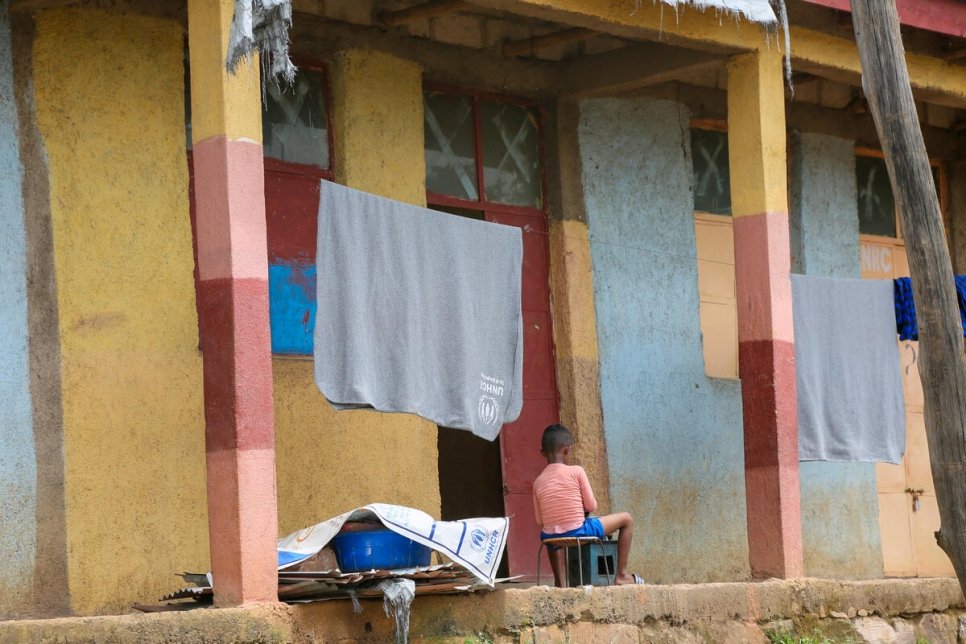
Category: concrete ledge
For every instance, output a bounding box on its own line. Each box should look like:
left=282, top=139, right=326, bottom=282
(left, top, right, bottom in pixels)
left=1, top=578, right=964, bottom=643
left=0, top=605, right=294, bottom=644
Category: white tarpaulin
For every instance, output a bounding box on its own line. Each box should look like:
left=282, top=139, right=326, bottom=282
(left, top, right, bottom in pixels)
left=277, top=504, right=509, bottom=585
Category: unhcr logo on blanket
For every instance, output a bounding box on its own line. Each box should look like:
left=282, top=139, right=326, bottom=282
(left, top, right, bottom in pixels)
left=478, top=395, right=500, bottom=426
left=479, top=373, right=505, bottom=397
left=478, top=373, right=505, bottom=427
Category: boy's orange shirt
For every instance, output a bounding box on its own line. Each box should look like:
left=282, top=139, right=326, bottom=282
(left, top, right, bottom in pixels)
left=532, top=463, right=597, bottom=534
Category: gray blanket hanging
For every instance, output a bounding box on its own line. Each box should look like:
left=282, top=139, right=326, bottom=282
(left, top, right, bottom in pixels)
left=313, top=181, right=524, bottom=441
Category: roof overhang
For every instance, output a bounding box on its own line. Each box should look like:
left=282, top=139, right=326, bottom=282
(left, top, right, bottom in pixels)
left=800, top=0, right=966, bottom=39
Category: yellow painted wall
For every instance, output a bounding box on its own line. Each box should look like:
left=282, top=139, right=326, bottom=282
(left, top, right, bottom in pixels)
left=32, top=9, right=208, bottom=614
left=274, top=48, right=440, bottom=536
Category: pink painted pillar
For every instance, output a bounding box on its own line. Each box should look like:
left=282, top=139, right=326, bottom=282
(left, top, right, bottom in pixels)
left=188, top=0, right=279, bottom=605
left=728, top=49, right=804, bottom=579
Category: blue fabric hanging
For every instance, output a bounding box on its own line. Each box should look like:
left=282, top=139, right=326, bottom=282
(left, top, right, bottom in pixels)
left=893, top=276, right=966, bottom=341
left=894, top=277, right=917, bottom=341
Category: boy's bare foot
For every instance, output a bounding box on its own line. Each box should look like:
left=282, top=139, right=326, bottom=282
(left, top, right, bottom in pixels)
left=615, top=573, right=645, bottom=585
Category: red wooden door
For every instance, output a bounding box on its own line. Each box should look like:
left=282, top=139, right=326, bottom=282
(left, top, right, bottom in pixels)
left=487, top=209, right=559, bottom=579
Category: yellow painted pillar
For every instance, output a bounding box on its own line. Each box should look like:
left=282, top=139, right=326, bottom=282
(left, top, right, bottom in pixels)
left=727, top=47, right=804, bottom=579
left=188, top=0, right=279, bottom=606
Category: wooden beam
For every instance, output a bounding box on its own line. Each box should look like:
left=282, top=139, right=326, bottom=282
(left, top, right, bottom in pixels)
left=465, top=0, right=966, bottom=108
left=289, top=12, right=560, bottom=98
left=562, top=41, right=723, bottom=98
left=502, top=27, right=598, bottom=58
left=379, top=0, right=473, bottom=27
left=9, top=0, right=84, bottom=11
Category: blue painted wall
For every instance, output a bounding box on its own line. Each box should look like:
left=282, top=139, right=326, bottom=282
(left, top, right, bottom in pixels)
left=0, top=0, right=37, bottom=608
left=790, top=131, right=883, bottom=579
left=269, top=264, right=316, bottom=354
left=580, top=98, right=750, bottom=583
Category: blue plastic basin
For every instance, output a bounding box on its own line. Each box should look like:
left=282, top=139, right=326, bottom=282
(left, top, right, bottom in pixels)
left=331, top=528, right=431, bottom=572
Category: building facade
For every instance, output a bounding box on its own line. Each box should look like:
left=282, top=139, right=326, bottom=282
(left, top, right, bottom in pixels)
left=1, top=0, right=966, bottom=618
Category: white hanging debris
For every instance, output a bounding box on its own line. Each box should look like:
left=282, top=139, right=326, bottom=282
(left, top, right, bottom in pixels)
left=378, top=579, right=417, bottom=644
left=226, top=0, right=296, bottom=86
left=641, top=0, right=792, bottom=90
left=654, top=0, right=778, bottom=25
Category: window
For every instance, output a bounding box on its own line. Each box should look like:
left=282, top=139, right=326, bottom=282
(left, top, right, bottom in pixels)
left=262, top=69, right=331, bottom=170
left=856, top=155, right=897, bottom=238
left=690, top=122, right=737, bottom=379
left=424, top=89, right=543, bottom=209
left=855, top=149, right=944, bottom=240
left=692, top=127, right=731, bottom=216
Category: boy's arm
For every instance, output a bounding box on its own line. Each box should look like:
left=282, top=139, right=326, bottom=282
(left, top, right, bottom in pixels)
left=532, top=486, right=542, bottom=527
left=577, top=467, right=598, bottom=514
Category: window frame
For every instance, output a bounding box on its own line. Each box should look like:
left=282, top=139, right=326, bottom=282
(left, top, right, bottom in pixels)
left=262, top=57, right=336, bottom=181
left=855, top=146, right=947, bottom=244
left=424, top=82, right=548, bottom=218
left=690, top=118, right=731, bottom=217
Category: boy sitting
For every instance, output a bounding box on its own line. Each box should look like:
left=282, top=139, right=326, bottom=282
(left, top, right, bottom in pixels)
left=532, top=424, right=642, bottom=586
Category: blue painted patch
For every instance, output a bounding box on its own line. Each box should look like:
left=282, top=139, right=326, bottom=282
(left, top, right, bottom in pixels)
left=269, top=264, right=317, bottom=355
left=0, top=0, right=38, bottom=606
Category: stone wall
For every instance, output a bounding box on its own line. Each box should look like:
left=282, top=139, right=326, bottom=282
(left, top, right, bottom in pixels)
left=1, top=578, right=964, bottom=643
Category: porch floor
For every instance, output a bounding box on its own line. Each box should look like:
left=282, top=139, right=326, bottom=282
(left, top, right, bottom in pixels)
left=1, top=577, right=963, bottom=643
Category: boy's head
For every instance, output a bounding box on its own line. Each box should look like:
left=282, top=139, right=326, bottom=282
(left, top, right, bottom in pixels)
left=541, top=424, right=574, bottom=462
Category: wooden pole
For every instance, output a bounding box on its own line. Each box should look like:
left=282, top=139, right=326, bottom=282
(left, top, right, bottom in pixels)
left=850, top=0, right=966, bottom=594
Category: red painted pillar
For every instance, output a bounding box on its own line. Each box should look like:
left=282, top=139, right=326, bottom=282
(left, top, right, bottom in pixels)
left=188, top=0, right=279, bottom=605
left=728, top=49, right=804, bottom=579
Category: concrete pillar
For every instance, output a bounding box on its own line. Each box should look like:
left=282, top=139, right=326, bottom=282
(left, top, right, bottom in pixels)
left=187, top=0, right=278, bottom=606
left=727, top=48, right=804, bottom=579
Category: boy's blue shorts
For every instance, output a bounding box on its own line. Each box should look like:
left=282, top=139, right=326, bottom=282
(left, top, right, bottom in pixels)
left=541, top=517, right=605, bottom=551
